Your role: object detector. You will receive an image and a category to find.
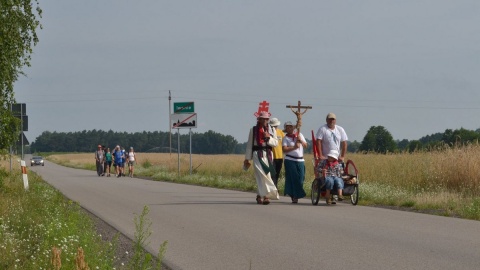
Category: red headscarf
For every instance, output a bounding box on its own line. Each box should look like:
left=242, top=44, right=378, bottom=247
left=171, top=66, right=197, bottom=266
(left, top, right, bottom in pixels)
left=325, top=159, right=339, bottom=168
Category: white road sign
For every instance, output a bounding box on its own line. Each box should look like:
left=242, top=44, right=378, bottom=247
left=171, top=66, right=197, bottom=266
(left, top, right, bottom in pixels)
left=171, top=113, right=197, bottom=129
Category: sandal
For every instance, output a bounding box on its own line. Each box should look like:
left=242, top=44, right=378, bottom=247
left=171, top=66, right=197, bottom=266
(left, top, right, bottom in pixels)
left=256, top=195, right=263, bottom=204
left=262, top=197, right=270, bottom=205
left=331, top=195, right=337, bottom=204
left=326, top=197, right=332, bottom=205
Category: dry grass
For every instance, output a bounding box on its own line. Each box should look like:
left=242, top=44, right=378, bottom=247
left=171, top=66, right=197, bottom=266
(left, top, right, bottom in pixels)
left=52, top=153, right=245, bottom=173
left=50, top=153, right=317, bottom=191
left=0, top=156, right=19, bottom=171
left=0, top=159, right=8, bottom=170
left=349, top=144, right=480, bottom=194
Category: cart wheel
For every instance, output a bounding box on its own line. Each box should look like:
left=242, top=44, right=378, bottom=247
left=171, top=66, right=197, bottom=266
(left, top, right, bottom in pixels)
left=350, top=185, right=359, bottom=205
left=311, top=179, right=320, bottom=205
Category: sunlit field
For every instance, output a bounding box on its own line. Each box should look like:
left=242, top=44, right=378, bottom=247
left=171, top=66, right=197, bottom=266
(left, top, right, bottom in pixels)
left=49, top=145, right=480, bottom=220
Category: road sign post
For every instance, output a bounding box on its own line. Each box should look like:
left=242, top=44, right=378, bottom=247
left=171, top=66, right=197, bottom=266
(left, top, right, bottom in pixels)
left=172, top=102, right=197, bottom=175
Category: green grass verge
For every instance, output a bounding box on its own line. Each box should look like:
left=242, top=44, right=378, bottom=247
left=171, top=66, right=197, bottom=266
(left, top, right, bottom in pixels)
left=0, top=167, right=167, bottom=269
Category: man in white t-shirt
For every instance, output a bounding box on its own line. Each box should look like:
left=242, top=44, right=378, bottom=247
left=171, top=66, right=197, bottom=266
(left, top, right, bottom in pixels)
left=315, top=112, right=348, bottom=162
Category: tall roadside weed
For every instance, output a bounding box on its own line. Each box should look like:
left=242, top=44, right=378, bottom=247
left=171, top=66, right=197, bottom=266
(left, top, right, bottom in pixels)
left=129, top=205, right=168, bottom=270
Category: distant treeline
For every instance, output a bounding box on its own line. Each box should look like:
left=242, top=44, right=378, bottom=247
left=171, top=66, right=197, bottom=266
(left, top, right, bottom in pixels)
left=27, top=126, right=480, bottom=155
left=397, top=127, right=480, bottom=152
left=31, top=130, right=241, bottom=154
left=348, top=126, right=480, bottom=153
left=28, top=129, right=321, bottom=155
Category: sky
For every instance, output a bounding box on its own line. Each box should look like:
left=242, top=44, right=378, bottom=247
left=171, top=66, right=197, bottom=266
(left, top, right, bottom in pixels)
left=14, top=0, right=480, bottom=145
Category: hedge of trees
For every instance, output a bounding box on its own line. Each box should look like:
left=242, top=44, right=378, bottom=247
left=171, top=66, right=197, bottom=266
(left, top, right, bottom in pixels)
left=358, top=126, right=480, bottom=153
left=31, top=130, right=239, bottom=154
left=27, top=126, right=480, bottom=155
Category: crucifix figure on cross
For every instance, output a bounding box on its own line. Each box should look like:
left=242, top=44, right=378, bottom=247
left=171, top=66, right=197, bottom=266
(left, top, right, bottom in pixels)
left=286, top=100, right=312, bottom=135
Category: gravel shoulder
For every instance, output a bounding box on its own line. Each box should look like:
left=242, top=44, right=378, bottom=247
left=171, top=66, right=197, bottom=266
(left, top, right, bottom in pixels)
left=83, top=208, right=136, bottom=267
left=83, top=207, right=170, bottom=269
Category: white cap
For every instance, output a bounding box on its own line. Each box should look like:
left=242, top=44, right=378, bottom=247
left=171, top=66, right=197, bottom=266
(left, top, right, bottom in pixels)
left=269, top=118, right=281, bottom=127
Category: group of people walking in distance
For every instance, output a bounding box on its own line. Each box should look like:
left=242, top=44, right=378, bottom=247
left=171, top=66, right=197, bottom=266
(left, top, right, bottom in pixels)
left=244, top=111, right=348, bottom=205
left=95, top=145, right=137, bottom=178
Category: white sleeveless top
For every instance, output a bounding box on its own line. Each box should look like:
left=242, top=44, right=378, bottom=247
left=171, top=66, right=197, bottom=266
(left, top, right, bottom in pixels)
left=128, top=152, right=135, bottom=161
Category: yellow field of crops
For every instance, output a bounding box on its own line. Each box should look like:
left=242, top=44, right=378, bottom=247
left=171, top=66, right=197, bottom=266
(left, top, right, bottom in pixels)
left=50, top=152, right=318, bottom=180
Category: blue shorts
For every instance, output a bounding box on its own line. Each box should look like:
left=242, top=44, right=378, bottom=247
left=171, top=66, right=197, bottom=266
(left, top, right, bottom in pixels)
left=325, top=176, right=344, bottom=190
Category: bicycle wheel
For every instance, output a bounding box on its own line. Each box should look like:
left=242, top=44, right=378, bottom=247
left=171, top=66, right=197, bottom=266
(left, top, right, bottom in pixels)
left=350, top=185, right=359, bottom=205
left=311, top=179, right=320, bottom=205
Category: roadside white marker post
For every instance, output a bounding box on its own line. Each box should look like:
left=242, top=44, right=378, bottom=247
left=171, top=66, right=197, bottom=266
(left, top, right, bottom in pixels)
left=21, top=160, right=29, bottom=190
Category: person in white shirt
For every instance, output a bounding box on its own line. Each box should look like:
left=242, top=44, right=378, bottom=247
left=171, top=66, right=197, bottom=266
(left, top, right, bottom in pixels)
left=315, top=112, right=348, bottom=162
left=282, top=121, right=307, bottom=203
left=127, top=147, right=136, bottom=178
left=244, top=111, right=279, bottom=205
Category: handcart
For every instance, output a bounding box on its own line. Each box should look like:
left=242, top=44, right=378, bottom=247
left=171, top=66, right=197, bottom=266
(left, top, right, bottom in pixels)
left=310, top=131, right=359, bottom=205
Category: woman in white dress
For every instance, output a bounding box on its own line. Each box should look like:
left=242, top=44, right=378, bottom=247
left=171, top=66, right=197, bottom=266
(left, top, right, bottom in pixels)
left=244, top=111, right=279, bottom=205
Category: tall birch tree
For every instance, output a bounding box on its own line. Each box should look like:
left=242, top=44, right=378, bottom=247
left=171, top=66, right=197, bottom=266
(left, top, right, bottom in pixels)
left=0, top=0, right=42, bottom=154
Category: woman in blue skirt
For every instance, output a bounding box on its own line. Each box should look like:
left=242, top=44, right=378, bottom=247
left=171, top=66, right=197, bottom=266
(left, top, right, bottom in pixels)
left=282, top=121, right=307, bottom=203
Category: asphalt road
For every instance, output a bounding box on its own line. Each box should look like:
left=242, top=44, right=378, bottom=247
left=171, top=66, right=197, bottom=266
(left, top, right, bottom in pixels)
left=28, top=156, right=480, bottom=270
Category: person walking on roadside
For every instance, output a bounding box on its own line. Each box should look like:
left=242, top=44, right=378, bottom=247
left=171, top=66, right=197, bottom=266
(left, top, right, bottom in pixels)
left=269, top=117, right=284, bottom=188
left=112, top=149, right=117, bottom=176
left=113, top=145, right=124, bottom=178
left=244, top=111, right=280, bottom=205
left=121, top=147, right=126, bottom=177
left=102, top=145, right=108, bottom=175
left=282, top=121, right=307, bottom=203
left=94, top=144, right=105, bottom=176
left=315, top=112, right=348, bottom=162
left=127, top=147, right=136, bottom=177
left=105, top=147, right=113, bottom=177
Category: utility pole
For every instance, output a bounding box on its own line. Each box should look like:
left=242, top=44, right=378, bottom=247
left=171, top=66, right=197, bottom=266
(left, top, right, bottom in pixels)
left=169, top=90, right=172, bottom=156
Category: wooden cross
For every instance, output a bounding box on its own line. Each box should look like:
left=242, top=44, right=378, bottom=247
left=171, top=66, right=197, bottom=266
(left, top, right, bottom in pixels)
left=286, top=101, right=312, bottom=134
